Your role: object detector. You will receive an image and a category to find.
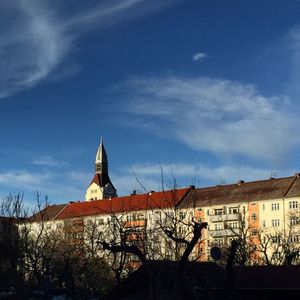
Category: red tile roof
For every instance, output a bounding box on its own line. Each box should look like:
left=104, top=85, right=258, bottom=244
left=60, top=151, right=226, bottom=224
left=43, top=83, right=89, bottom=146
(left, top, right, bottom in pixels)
left=56, top=188, right=190, bottom=220
left=29, top=203, right=68, bottom=222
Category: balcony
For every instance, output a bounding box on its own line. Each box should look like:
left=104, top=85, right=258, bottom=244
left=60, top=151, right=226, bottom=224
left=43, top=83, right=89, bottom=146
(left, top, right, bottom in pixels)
left=124, top=219, right=147, bottom=228
left=209, top=228, right=241, bottom=238
left=209, top=213, right=240, bottom=222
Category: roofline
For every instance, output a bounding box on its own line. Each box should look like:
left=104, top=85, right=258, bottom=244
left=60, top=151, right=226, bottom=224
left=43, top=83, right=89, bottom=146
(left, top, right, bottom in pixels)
left=53, top=203, right=70, bottom=220
left=175, top=186, right=194, bottom=207
left=193, top=174, right=299, bottom=191
left=55, top=187, right=191, bottom=220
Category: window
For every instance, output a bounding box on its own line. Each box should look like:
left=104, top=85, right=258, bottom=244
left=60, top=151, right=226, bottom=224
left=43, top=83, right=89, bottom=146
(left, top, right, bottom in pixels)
left=98, top=218, right=104, bottom=225
left=154, top=211, right=161, bottom=225
left=214, top=223, right=223, bottom=231
left=228, top=207, right=239, bottom=214
left=251, top=228, right=258, bottom=236
left=272, top=236, right=281, bottom=243
left=154, top=211, right=161, bottom=218
left=197, top=208, right=202, bottom=212
left=207, top=210, right=210, bottom=216
left=262, top=220, right=266, bottom=227
left=272, top=219, right=280, bottom=227
left=271, top=203, right=280, bottom=211
left=64, top=220, right=72, bottom=226
left=214, top=208, right=222, bottom=215
left=290, top=216, right=299, bottom=226
left=262, top=204, right=265, bottom=211
left=289, top=201, right=298, bottom=209
left=136, top=213, right=144, bottom=220
left=272, top=252, right=281, bottom=260
left=289, top=235, right=300, bottom=243
left=179, top=211, right=185, bottom=220
left=227, top=221, right=238, bottom=229
left=251, top=213, right=257, bottom=221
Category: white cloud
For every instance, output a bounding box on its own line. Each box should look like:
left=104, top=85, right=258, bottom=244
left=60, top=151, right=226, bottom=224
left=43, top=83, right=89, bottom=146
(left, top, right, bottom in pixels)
left=32, top=155, right=67, bottom=167
left=0, top=0, right=178, bottom=99
left=0, top=1, right=70, bottom=98
left=0, top=168, right=87, bottom=205
left=192, top=52, right=208, bottom=61
left=0, top=170, right=54, bottom=191
left=109, top=162, right=295, bottom=195
left=283, top=26, right=300, bottom=98
left=114, top=76, right=299, bottom=162
left=129, top=162, right=286, bottom=184
left=111, top=171, right=162, bottom=196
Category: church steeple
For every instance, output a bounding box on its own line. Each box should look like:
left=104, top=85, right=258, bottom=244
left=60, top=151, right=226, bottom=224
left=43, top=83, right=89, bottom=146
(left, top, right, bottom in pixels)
left=95, top=138, right=108, bottom=174
left=85, top=138, right=117, bottom=201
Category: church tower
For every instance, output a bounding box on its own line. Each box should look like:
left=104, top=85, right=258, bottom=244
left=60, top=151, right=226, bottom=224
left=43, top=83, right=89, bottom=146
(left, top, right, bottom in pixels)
left=85, top=139, right=117, bottom=201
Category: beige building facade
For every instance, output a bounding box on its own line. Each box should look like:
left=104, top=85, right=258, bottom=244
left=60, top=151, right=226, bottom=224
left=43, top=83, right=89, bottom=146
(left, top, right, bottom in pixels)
left=27, top=141, right=300, bottom=265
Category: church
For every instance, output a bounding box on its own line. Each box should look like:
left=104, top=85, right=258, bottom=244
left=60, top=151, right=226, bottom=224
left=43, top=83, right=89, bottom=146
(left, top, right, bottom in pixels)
left=85, top=139, right=117, bottom=201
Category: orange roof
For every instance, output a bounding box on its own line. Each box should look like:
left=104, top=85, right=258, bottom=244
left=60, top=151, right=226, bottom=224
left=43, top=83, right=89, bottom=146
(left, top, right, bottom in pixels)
left=29, top=203, right=68, bottom=222
left=56, top=188, right=190, bottom=220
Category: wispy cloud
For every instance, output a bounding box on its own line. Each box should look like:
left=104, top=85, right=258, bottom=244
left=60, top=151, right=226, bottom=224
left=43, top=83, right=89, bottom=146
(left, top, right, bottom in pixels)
left=0, top=168, right=87, bottom=204
left=111, top=162, right=295, bottom=195
left=283, top=26, right=300, bottom=99
left=192, top=52, right=209, bottom=61
left=32, top=155, right=67, bottom=167
left=0, top=0, right=178, bottom=99
left=0, top=170, right=54, bottom=191
left=111, top=171, right=162, bottom=196
left=130, top=162, right=290, bottom=184
left=112, top=76, right=299, bottom=162
left=0, top=1, right=70, bottom=98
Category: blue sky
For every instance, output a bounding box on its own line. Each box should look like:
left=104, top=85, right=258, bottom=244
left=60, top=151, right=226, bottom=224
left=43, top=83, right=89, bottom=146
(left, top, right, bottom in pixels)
left=1, top=0, right=300, bottom=205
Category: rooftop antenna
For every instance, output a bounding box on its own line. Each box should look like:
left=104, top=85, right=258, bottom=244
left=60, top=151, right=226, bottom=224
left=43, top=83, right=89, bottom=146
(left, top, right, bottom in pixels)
left=218, top=179, right=226, bottom=185
left=270, top=171, right=277, bottom=178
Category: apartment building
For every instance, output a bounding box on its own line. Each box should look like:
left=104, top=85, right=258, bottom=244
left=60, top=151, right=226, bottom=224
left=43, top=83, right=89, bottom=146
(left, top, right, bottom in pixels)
left=24, top=140, right=300, bottom=265
left=180, top=174, right=300, bottom=263
left=26, top=173, right=300, bottom=266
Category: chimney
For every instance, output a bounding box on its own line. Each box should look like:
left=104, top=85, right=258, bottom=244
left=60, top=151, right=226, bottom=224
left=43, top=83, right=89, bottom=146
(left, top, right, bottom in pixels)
left=237, top=180, right=244, bottom=185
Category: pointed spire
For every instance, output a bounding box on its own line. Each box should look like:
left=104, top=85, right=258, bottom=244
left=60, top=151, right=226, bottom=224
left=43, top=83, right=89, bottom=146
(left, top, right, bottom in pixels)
left=95, top=137, right=108, bottom=174
left=86, top=138, right=117, bottom=201
left=95, top=137, right=107, bottom=163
